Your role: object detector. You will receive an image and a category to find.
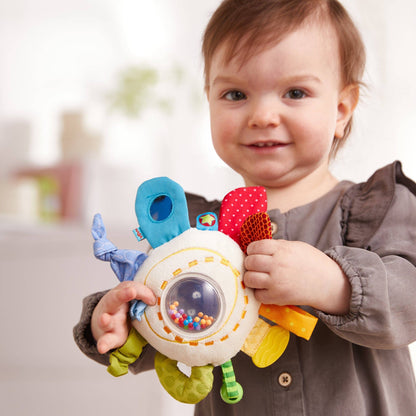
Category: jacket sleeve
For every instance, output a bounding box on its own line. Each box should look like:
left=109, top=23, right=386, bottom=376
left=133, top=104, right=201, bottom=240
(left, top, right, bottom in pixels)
left=73, top=291, right=156, bottom=374
left=73, top=291, right=110, bottom=366
left=317, top=176, right=416, bottom=349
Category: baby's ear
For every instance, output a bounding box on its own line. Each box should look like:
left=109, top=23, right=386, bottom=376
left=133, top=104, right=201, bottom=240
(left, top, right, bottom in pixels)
left=335, top=84, right=360, bottom=139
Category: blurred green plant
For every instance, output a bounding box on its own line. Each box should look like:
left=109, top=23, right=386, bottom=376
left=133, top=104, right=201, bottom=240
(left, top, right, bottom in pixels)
left=107, top=65, right=187, bottom=118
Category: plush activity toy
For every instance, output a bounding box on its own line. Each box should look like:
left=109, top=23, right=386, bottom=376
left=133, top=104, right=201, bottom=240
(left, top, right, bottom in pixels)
left=92, top=177, right=318, bottom=404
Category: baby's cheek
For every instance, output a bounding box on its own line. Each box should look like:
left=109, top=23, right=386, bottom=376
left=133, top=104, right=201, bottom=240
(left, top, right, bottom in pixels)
left=211, top=111, right=238, bottom=141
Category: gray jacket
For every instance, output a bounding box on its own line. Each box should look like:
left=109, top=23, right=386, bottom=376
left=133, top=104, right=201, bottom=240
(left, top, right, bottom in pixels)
left=74, top=161, right=416, bottom=415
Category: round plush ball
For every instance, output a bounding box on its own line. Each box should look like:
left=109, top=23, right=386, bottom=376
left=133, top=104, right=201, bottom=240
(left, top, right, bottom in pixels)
left=132, top=228, right=260, bottom=367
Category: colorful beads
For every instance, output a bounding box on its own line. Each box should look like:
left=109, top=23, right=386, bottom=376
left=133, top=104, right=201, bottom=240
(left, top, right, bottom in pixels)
left=168, top=301, right=215, bottom=331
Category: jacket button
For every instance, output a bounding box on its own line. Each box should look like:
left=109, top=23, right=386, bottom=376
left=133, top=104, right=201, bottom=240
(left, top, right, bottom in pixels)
left=278, top=372, right=292, bottom=387
left=271, top=222, right=278, bottom=236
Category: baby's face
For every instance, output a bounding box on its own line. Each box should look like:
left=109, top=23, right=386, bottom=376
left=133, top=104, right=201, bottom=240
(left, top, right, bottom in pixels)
left=206, top=21, right=351, bottom=190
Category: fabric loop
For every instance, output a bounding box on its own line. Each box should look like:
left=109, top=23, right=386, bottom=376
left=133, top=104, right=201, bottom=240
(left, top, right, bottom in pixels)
left=154, top=352, right=214, bottom=404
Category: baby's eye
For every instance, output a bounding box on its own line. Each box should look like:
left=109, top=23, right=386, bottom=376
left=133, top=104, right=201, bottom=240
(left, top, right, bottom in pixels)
left=285, top=89, right=307, bottom=99
left=223, top=90, right=247, bottom=101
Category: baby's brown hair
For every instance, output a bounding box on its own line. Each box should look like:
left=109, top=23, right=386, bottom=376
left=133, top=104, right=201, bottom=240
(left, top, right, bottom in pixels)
left=202, top=0, right=366, bottom=156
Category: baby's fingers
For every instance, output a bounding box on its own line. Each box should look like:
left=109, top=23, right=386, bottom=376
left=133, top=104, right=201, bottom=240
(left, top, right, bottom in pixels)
left=251, top=288, right=275, bottom=305
left=244, top=270, right=269, bottom=289
left=98, top=312, right=121, bottom=332
left=104, top=281, right=156, bottom=314
left=246, top=239, right=278, bottom=256
left=133, top=282, right=157, bottom=306
left=244, top=252, right=273, bottom=273
left=96, top=331, right=127, bottom=354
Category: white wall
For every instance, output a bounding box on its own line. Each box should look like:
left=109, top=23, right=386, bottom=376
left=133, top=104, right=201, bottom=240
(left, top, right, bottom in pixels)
left=1, top=1, right=415, bottom=415
left=331, top=0, right=416, bottom=183
left=1, top=1, right=415, bottom=197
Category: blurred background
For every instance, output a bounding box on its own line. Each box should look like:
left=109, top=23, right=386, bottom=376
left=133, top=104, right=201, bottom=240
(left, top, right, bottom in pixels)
left=0, top=0, right=415, bottom=415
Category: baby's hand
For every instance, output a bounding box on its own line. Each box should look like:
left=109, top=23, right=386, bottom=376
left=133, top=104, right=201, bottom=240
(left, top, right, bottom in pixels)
left=91, top=281, right=156, bottom=354
left=244, top=239, right=351, bottom=315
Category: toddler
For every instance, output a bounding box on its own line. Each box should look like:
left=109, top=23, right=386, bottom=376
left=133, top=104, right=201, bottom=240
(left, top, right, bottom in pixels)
left=74, top=0, right=416, bottom=414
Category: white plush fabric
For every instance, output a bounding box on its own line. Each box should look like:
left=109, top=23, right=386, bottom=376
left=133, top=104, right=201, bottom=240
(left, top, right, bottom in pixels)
left=132, top=228, right=260, bottom=367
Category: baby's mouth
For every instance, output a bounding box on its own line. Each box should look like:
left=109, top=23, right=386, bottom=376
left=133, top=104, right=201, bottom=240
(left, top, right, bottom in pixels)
left=252, top=142, right=279, bottom=148
left=249, top=141, right=287, bottom=148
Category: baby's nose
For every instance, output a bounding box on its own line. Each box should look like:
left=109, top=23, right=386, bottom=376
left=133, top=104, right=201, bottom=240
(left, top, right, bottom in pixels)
left=248, top=98, right=281, bottom=129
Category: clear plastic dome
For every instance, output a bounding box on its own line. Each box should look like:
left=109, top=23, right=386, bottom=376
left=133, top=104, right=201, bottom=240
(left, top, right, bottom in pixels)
left=165, top=276, right=222, bottom=333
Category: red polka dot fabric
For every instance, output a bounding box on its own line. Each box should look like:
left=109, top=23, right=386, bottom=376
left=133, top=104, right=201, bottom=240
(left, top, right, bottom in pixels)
left=219, top=187, right=268, bottom=245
